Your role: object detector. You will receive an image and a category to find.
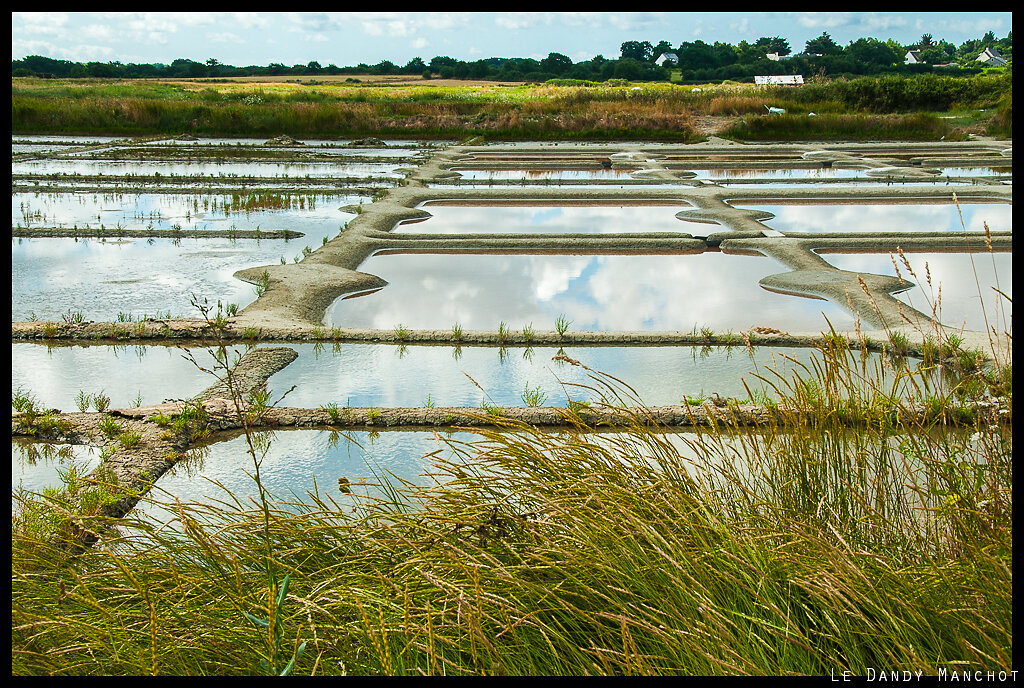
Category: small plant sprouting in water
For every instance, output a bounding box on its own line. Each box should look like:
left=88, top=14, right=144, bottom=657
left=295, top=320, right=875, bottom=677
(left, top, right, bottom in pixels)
left=62, top=309, right=84, bottom=325
left=521, top=384, right=547, bottom=407
left=394, top=323, right=410, bottom=341
left=92, top=391, right=111, bottom=413
left=556, top=314, right=572, bottom=337
left=567, top=399, right=591, bottom=413
left=522, top=322, right=536, bottom=343
left=254, top=269, right=272, bottom=297
left=75, top=390, right=91, bottom=413
left=497, top=321, right=511, bottom=344
left=424, top=394, right=436, bottom=408
left=321, top=402, right=341, bottom=423
left=888, top=330, right=911, bottom=358
left=451, top=322, right=463, bottom=342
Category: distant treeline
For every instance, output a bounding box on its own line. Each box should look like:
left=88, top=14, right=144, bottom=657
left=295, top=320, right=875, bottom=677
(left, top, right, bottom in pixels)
left=11, top=30, right=1011, bottom=83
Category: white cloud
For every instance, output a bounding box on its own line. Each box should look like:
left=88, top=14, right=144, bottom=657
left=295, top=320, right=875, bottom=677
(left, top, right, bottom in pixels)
left=208, top=32, right=244, bottom=45
left=13, top=12, right=69, bottom=27
left=359, top=18, right=416, bottom=37
left=79, top=25, right=117, bottom=43
left=859, top=12, right=909, bottom=33
left=13, top=38, right=114, bottom=62
left=606, top=13, right=666, bottom=32
left=232, top=12, right=270, bottom=30
left=794, top=12, right=856, bottom=30
left=731, top=18, right=751, bottom=36
left=495, top=13, right=550, bottom=30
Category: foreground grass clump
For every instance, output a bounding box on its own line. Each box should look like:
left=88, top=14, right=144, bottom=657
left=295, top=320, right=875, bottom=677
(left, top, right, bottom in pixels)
left=12, top=343, right=1011, bottom=675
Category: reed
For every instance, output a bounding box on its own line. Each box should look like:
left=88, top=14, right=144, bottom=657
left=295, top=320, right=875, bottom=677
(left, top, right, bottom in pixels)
left=12, top=312, right=1011, bottom=675
left=723, top=112, right=960, bottom=142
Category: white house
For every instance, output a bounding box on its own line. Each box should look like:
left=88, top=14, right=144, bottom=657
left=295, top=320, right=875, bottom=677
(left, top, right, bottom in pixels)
left=656, top=53, right=679, bottom=67
left=904, top=50, right=923, bottom=65
left=976, top=47, right=1007, bottom=67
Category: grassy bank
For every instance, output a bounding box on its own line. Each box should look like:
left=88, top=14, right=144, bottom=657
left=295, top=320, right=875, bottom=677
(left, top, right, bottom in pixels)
left=11, top=73, right=1012, bottom=141
left=10, top=80, right=701, bottom=142
left=12, top=326, right=1012, bottom=675
left=720, top=112, right=963, bottom=142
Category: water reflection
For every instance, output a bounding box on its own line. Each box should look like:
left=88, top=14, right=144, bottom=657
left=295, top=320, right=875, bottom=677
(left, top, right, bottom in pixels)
left=13, top=191, right=358, bottom=241
left=134, top=428, right=481, bottom=525
left=394, top=203, right=693, bottom=234
left=11, top=231, right=340, bottom=322
left=451, top=169, right=636, bottom=180
left=11, top=344, right=247, bottom=411
left=12, top=159, right=405, bottom=179
left=12, top=440, right=102, bottom=503
left=817, top=252, right=1012, bottom=333
left=696, top=168, right=869, bottom=179
left=264, top=342, right=836, bottom=408
left=731, top=202, right=1012, bottom=234
left=326, top=252, right=858, bottom=333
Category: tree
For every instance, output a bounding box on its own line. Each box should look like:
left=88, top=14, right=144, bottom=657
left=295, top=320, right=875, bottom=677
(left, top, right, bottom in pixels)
left=845, top=38, right=900, bottom=67
left=805, top=32, right=842, bottom=56
left=676, top=41, right=720, bottom=71
left=540, top=52, right=573, bottom=76
left=755, top=36, right=791, bottom=56
left=429, top=56, right=458, bottom=73
left=652, top=40, right=674, bottom=59
left=620, top=41, right=653, bottom=62
left=404, top=57, right=426, bottom=74
left=306, top=60, right=322, bottom=73
left=918, top=33, right=934, bottom=49
left=613, top=57, right=643, bottom=80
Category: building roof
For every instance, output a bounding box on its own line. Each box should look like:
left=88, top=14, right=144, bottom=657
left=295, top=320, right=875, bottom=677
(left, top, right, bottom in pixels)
left=977, top=47, right=1007, bottom=65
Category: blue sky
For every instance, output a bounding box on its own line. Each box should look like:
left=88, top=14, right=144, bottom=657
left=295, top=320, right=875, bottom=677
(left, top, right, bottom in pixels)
left=12, top=12, right=1013, bottom=67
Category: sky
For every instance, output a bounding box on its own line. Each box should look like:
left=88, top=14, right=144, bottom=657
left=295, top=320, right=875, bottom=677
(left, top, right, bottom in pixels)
left=12, top=12, right=1014, bottom=67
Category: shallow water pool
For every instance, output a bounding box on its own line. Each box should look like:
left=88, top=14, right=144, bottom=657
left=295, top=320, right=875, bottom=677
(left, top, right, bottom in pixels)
left=730, top=202, right=1012, bottom=234
left=13, top=191, right=359, bottom=240
left=816, top=251, right=1012, bottom=333
left=263, top=342, right=837, bottom=409
left=134, top=428, right=481, bottom=525
left=12, top=235, right=307, bottom=322
left=326, top=252, right=858, bottom=333
left=12, top=440, right=102, bottom=504
left=393, top=201, right=694, bottom=234
left=11, top=343, right=245, bottom=412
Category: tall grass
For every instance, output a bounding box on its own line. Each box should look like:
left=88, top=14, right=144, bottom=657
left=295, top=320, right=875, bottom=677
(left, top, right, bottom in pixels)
left=10, top=90, right=699, bottom=141
left=12, top=325, right=1011, bottom=674
left=723, top=112, right=960, bottom=142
